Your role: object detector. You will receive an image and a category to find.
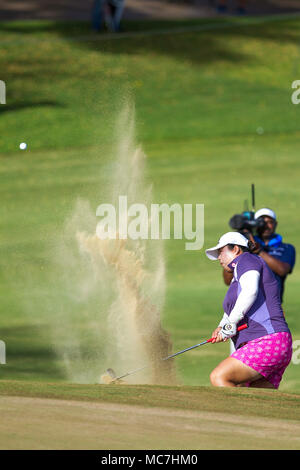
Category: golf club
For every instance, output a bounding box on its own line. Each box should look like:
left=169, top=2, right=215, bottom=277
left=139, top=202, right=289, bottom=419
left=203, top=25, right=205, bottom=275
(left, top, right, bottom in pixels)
left=103, top=323, right=248, bottom=384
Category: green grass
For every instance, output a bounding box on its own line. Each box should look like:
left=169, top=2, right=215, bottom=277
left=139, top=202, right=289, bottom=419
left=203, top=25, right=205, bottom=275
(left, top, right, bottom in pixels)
left=1, top=16, right=300, bottom=152
left=0, top=17, right=300, bottom=392
left=1, top=379, right=300, bottom=420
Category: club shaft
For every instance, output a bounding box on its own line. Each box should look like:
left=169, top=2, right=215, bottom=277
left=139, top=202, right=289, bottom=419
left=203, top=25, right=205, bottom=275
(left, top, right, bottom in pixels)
left=112, top=340, right=208, bottom=381
left=162, top=340, right=209, bottom=360
left=112, top=323, right=247, bottom=382
left=113, top=365, right=149, bottom=381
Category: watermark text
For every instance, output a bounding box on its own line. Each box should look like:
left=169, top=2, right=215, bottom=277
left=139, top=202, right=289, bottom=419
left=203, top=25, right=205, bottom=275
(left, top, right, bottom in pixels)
left=0, top=80, right=6, bottom=104
left=96, top=196, right=204, bottom=251
left=0, top=340, right=6, bottom=365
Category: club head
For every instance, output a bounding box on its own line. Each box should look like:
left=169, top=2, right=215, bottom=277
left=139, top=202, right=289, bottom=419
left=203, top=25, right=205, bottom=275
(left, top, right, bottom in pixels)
left=100, top=368, right=126, bottom=384
left=100, top=368, right=117, bottom=384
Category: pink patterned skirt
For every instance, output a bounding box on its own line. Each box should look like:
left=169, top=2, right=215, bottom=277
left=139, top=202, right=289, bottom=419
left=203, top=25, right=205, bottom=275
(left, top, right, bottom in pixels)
left=231, top=331, right=293, bottom=389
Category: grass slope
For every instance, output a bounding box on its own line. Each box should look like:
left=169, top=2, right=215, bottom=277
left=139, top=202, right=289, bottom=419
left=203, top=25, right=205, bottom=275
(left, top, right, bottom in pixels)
left=1, top=379, right=300, bottom=419
left=0, top=381, right=300, bottom=449
left=0, top=17, right=300, bottom=391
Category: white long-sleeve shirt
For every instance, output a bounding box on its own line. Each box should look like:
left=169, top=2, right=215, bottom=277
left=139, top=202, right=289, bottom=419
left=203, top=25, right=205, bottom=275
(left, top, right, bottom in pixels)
left=219, top=270, right=260, bottom=327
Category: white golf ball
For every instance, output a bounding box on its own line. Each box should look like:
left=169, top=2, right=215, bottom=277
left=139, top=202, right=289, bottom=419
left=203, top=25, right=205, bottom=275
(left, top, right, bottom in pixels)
left=19, top=142, right=27, bottom=150
left=256, top=127, right=264, bottom=135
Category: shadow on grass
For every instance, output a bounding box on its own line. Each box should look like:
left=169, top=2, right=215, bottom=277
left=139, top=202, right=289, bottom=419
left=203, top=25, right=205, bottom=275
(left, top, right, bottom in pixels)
left=1, top=16, right=300, bottom=69
left=0, top=324, right=65, bottom=381
left=0, top=0, right=299, bottom=22
left=0, top=100, right=64, bottom=114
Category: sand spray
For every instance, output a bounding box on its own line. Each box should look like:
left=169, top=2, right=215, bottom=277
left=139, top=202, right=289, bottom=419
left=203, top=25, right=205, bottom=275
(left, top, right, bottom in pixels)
left=51, top=103, right=176, bottom=384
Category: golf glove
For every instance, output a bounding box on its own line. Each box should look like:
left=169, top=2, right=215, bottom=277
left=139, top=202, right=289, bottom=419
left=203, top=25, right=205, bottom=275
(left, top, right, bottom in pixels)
left=218, top=313, right=229, bottom=328
left=221, top=321, right=237, bottom=339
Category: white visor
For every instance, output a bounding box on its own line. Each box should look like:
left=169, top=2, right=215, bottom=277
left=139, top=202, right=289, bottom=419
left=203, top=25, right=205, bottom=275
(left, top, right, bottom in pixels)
left=205, top=231, right=249, bottom=261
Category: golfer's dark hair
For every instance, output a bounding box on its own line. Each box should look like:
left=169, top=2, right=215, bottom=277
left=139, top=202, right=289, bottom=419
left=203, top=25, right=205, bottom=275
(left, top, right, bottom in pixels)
left=227, top=242, right=252, bottom=253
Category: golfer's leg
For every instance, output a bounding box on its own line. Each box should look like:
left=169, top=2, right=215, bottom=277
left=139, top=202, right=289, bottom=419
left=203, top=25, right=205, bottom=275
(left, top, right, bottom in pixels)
left=249, top=377, right=275, bottom=389
left=210, top=357, right=263, bottom=387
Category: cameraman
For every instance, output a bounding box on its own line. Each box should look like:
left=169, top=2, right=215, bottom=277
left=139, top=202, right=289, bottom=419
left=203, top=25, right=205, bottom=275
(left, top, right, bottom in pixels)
left=223, top=208, right=296, bottom=304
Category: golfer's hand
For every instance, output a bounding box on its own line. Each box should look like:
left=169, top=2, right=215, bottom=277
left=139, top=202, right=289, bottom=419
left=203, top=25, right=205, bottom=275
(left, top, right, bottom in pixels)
left=221, top=322, right=237, bottom=340
left=211, top=327, right=227, bottom=343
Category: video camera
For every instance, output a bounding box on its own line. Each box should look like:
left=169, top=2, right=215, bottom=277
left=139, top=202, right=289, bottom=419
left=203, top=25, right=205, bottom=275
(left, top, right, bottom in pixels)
left=229, top=184, right=266, bottom=237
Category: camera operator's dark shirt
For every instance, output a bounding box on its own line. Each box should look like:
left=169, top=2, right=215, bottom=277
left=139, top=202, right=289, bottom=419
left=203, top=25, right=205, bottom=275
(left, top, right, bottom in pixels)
left=254, top=234, right=296, bottom=303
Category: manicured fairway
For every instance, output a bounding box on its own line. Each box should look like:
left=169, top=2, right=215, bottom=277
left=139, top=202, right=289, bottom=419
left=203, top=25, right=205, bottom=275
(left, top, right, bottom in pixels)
left=0, top=381, right=300, bottom=449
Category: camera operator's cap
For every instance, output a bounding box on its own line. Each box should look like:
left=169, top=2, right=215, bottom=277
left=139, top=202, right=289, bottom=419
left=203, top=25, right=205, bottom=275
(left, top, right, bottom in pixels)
left=205, top=232, right=249, bottom=260
left=254, top=208, right=277, bottom=221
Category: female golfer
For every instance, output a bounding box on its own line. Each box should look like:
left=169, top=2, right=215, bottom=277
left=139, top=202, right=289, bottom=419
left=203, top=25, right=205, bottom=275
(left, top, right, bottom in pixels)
left=206, top=232, right=292, bottom=389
